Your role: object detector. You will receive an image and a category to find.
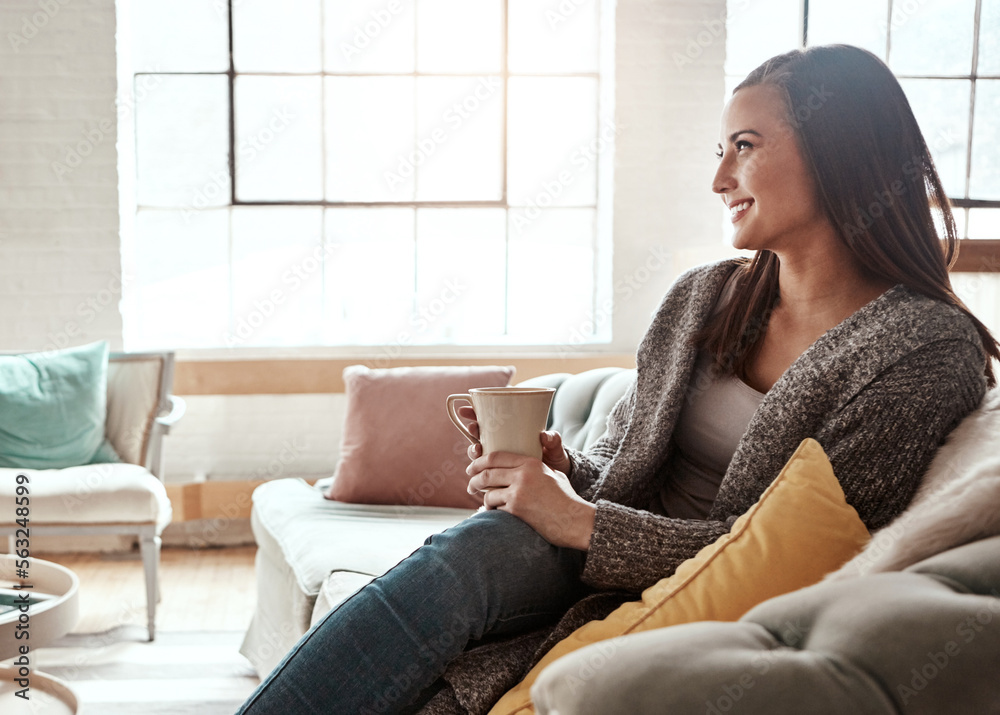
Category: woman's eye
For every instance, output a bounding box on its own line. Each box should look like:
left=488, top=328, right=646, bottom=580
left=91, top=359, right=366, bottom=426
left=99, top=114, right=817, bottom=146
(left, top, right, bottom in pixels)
left=715, top=149, right=724, bottom=159
left=735, top=140, right=753, bottom=151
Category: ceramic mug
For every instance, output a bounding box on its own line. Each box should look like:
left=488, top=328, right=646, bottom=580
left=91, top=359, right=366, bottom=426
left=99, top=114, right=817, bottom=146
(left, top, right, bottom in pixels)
left=446, top=387, right=556, bottom=460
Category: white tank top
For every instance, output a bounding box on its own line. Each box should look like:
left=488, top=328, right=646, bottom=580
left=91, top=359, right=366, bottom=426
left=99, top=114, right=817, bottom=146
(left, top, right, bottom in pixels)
left=651, top=350, right=765, bottom=519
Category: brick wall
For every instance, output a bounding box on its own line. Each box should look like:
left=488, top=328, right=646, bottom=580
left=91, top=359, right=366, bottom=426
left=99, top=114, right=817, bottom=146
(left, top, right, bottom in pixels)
left=0, top=0, right=124, bottom=352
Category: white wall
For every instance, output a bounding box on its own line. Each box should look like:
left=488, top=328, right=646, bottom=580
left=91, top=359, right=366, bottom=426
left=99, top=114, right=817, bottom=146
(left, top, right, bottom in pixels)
left=609, top=0, right=730, bottom=352
left=0, top=0, right=729, bottom=487
left=0, top=0, right=123, bottom=352
left=163, top=394, right=347, bottom=484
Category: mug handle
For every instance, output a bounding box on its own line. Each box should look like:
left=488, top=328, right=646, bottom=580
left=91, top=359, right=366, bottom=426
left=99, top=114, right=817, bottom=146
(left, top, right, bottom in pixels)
left=446, top=394, right=479, bottom=445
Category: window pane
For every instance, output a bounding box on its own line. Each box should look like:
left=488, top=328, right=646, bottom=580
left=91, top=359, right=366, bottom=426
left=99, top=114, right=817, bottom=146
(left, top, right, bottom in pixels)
left=417, top=0, right=502, bottom=74
left=968, top=209, right=1000, bottom=239
left=131, top=0, right=228, bottom=72
left=890, top=0, right=976, bottom=76
left=415, top=77, right=503, bottom=201
left=326, top=77, right=416, bottom=201
left=980, top=0, right=1000, bottom=74
left=954, top=207, right=969, bottom=239
left=324, top=208, right=415, bottom=344
left=230, top=208, right=324, bottom=346
left=899, top=79, right=971, bottom=198
left=806, top=0, right=886, bottom=58
left=508, top=77, right=599, bottom=207
left=952, top=273, right=1000, bottom=338
left=508, top=0, right=600, bottom=74
left=416, top=209, right=506, bottom=342
left=233, top=0, right=321, bottom=73
left=970, top=80, right=1000, bottom=200
left=133, top=209, right=229, bottom=349
left=725, top=0, right=801, bottom=78
left=508, top=209, right=595, bottom=342
left=135, top=75, right=230, bottom=208
left=235, top=76, right=323, bottom=201
left=324, top=0, right=416, bottom=74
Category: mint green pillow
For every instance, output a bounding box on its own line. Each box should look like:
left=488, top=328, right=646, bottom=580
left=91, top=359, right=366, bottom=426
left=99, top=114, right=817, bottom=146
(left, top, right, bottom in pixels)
left=0, top=341, right=120, bottom=469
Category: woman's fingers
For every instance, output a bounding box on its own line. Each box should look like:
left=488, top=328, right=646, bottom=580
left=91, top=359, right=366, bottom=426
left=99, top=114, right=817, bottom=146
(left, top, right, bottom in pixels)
left=540, top=431, right=572, bottom=473
left=467, top=469, right=503, bottom=496
left=456, top=405, right=480, bottom=440
left=465, top=452, right=533, bottom=494
left=541, top=430, right=562, bottom=455
left=467, top=450, right=534, bottom=476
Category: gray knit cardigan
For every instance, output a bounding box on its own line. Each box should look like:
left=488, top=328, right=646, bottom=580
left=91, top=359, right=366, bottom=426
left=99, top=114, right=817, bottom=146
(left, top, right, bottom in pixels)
left=423, top=258, right=988, bottom=714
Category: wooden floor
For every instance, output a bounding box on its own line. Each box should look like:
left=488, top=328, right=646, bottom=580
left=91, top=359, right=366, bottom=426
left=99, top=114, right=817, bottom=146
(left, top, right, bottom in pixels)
left=41, top=545, right=257, bottom=633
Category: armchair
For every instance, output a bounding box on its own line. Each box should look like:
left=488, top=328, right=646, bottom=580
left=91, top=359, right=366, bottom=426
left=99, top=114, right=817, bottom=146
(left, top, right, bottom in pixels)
left=0, top=351, right=185, bottom=640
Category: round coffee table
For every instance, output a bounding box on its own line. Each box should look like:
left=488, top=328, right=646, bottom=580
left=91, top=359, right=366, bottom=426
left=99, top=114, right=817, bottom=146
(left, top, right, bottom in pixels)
left=0, top=555, right=80, bottom=714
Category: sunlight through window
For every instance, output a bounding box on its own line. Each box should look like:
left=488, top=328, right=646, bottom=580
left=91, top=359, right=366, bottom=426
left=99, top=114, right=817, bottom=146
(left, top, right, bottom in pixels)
left=125, top=0, right=615, bottom=350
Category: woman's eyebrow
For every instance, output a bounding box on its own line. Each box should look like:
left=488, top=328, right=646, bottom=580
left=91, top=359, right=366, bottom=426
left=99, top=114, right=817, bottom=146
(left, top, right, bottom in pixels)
left=729, top=129, right=763, bottom=143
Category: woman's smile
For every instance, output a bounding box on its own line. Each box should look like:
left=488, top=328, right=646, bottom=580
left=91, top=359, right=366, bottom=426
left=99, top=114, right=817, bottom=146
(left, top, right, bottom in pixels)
left=728, top=199, right=754, bottom=222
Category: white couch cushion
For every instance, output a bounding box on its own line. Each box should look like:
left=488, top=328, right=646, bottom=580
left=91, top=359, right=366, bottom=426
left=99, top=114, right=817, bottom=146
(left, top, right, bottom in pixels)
left=0, top=464, right=171, bottom=528
left=243, top=477, right=473, bottom=676
left=311, top=571, right=376, bottom=627
left=252, top=476, right=474, bottom=599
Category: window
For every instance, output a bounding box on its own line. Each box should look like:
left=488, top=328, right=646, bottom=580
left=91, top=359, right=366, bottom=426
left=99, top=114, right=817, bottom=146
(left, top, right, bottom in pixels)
left=124, top=0, right=615, bottom=350
left=724, top=0, right=1000, bottom=271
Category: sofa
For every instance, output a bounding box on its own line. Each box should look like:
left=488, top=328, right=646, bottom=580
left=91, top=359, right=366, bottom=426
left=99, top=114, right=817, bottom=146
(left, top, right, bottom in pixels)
left=531, top=533, right=1000, bottom=714
left=240, top=366, right=1000, bottom=713
left=239, top=367, right=636, bottom=677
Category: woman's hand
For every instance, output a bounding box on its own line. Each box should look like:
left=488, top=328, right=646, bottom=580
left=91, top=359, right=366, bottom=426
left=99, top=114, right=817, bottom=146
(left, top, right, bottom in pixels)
left=466, top=451, right=596, bottom=551
left=457, top=406, right=572, bottom=474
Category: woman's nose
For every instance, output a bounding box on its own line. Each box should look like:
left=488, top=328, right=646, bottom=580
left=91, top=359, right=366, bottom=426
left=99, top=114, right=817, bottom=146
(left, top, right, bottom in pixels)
left=712, top=155, right=735, bottom=195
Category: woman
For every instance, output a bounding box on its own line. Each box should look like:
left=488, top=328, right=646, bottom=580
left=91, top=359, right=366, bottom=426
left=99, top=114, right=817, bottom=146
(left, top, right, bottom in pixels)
left=237, top=45, right=998, bottom=715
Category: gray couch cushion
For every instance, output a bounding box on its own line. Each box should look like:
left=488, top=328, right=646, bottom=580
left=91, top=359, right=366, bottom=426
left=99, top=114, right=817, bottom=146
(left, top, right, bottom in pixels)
left=533, top=535, right=1000, bottom=714
left=520, top=368, right=634, bottom=452
left=905, top=533, right=1000, bottom=594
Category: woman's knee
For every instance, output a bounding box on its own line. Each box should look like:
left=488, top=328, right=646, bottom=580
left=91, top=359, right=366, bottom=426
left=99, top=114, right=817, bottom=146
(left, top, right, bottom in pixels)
left=417, top=510, right=585, bottom=605
left=424, top=509, right=555, bottom=569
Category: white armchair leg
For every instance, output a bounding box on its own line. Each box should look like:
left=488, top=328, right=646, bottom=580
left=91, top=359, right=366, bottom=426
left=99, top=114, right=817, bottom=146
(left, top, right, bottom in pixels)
left=139, top=532, right=161, bottom=641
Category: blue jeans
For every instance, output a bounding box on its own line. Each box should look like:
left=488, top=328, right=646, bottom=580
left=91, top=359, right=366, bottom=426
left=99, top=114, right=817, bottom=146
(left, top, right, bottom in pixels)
left=236, top=510, right=588, bottom=714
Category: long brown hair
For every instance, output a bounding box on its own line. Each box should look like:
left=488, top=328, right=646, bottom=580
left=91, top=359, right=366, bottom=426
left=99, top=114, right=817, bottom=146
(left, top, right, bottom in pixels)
left=699, top=44, right=999, bottom=387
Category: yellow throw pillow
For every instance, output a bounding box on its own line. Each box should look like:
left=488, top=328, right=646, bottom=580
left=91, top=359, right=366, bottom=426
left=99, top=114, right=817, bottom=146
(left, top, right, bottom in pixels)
left=488, top=438, right=871, bottom=715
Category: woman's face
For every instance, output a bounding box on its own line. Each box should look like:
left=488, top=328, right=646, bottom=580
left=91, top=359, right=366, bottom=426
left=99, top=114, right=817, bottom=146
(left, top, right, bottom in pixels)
left=713, top=85, right=833, bottom=254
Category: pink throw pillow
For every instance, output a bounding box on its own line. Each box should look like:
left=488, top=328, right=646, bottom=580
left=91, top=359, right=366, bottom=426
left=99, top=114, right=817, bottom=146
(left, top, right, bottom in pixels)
left=326, top=365, right=515, bottom=508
